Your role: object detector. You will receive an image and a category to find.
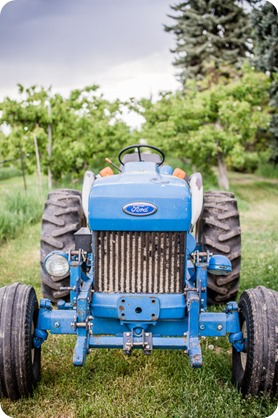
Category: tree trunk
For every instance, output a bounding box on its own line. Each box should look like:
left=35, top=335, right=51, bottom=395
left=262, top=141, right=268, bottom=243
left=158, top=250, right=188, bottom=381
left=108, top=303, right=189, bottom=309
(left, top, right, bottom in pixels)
left=34, top=132, right=42, bottom=190
left=217, top=153, right=229, bottom=190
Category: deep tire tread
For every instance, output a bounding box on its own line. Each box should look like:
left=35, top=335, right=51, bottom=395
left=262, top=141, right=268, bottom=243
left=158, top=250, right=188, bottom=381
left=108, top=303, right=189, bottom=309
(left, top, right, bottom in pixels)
left=196, top=191, right=241, bottom=304
left=40, top=189, right=85, bottom=302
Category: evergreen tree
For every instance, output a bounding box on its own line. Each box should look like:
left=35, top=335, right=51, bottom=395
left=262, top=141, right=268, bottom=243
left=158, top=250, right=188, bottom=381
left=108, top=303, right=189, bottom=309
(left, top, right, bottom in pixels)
left=165, top=0, right=252, bottom=85
left=252, top=2, right=278, bottom=164
left=252, top=2, right=278, bottom=75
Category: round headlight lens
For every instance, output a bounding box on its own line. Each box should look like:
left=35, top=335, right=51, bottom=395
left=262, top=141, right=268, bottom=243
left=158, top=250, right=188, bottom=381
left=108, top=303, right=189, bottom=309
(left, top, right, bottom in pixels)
left=44, top=253, right=69, bottom=277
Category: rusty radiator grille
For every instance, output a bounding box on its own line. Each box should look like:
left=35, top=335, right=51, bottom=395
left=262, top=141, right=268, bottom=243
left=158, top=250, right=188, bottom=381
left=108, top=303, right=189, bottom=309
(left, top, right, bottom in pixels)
left=94, top=231, right=185, bottom=293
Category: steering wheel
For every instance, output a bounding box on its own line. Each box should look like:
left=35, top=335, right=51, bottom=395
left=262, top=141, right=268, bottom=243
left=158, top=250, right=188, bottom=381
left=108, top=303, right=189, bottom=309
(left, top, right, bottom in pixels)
left=118, top=144, right=165, bottom=167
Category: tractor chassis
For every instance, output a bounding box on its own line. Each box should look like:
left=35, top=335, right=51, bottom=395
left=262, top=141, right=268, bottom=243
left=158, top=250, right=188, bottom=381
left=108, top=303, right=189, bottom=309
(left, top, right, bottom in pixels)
left=35, top=250, right=245, bottom=368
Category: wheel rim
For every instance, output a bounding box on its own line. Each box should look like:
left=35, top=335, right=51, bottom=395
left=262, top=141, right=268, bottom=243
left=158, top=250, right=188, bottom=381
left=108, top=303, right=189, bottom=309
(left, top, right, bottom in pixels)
left=240, top=321, right=247, bottom=370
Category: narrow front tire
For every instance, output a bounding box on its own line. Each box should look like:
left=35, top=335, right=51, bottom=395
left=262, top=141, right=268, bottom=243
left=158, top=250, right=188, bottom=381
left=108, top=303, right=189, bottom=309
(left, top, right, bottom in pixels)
left=232, top=286, right=278, bottom=397
left=0, top=283, right=41, bottom=400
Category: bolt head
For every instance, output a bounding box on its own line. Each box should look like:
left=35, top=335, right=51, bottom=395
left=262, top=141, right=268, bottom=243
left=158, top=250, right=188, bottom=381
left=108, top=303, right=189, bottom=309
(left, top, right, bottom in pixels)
left=217, top=324, right=223, bottom=331
left=126, top=332, right=130, bottom=337
left=200, top=324, right=205, bottom=330
left=145, top=333, right=149, bottom=337
left=54, top=321, right=60, bottom=328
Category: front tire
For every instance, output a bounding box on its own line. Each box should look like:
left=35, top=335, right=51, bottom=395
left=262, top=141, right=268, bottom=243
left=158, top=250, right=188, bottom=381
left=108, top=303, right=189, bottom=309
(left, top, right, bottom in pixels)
left=232, top=286, right=278, bottom=397
left=0, top=283, right=41, bottom=400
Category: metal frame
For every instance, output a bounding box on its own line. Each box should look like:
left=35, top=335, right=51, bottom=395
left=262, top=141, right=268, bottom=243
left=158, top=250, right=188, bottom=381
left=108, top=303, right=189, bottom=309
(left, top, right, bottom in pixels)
left=35, top=249, right=245, bottom=368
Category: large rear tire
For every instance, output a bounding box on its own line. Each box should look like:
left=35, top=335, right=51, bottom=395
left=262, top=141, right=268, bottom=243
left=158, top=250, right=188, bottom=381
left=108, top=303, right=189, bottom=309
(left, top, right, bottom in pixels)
left=40, top=189, right=85, bottom=302
left=0, top=283, right=41, bottom=400
left=196, top=191, right=241, bottom=304
left=232, top=286, right=278, bottom=397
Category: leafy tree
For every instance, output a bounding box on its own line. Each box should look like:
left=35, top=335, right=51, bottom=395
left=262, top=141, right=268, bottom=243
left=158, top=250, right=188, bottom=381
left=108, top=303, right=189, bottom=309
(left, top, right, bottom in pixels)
left=0, top=85, right=132, bottom=182
left=165, top=0, right=253, bottom=85
left=0, top=86, right=51, bottom=175
left=252, top=2, right=278, bottom=164
left=133, top=66, right=270, bottom=189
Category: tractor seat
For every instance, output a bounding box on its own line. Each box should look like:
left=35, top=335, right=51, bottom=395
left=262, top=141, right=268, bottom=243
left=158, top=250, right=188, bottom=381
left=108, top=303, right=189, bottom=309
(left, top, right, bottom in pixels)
left=122, top=152, right=162, bottom=165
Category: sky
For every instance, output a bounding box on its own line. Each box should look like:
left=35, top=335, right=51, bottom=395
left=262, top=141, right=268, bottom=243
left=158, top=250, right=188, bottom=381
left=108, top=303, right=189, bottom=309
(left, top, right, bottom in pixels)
left=0, top=0, right=180, bottom=126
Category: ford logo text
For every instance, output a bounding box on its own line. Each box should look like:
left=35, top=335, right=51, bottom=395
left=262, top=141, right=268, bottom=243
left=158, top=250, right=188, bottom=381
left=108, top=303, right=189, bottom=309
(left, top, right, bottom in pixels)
left=123, top=202, right=157, bottom=217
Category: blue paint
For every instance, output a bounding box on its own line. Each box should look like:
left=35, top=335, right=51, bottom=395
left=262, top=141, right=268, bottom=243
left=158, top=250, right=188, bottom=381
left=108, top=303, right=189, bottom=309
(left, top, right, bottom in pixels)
left=159, top=165, right=174, bottom=175
left=186, top=233, right=196, bottom=256
left=88, top=161, right=192, bottom=231
left=208, top=255, right=232, bottom=275
left=34, top=152, right=244, bottom=369
left=92, top=293, right=186, bottom=320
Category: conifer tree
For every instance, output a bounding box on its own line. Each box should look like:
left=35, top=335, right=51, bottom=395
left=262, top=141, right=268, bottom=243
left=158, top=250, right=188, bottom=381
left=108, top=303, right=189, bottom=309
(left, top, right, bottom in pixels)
left=252, top=1, right=278, bottom=164
left=165, top=0, right=252, bottom=85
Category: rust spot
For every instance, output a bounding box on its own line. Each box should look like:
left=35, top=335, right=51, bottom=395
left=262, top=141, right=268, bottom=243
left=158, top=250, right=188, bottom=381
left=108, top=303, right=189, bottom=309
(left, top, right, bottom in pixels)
left=119, top=305, right=125, bottom=312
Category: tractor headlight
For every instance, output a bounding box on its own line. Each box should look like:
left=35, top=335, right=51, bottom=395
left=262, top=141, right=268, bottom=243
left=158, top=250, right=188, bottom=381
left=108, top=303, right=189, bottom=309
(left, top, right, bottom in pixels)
left=208, top=255, right=232, bottom=276
left=44, top=251, right=69, bottom=278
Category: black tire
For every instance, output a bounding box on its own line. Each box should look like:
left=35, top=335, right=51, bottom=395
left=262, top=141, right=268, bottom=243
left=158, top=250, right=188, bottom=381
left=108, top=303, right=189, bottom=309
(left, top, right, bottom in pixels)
left=40, top=189, right=85, bottom=302
left=0, top=283, right=41, bottom=400
left=196, top=191, right=241, bottom=304
left=232, top=286, right=278, bottom=397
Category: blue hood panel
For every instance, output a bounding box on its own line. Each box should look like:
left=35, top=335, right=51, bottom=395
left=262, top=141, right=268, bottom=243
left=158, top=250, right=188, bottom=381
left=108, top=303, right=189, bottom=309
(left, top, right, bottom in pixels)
left=88, top=164, right=191, bottom=232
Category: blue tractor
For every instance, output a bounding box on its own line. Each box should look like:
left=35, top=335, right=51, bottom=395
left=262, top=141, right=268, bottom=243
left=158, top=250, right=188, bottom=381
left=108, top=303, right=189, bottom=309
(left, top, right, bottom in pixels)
left=0, top=145, right=277, bottom=400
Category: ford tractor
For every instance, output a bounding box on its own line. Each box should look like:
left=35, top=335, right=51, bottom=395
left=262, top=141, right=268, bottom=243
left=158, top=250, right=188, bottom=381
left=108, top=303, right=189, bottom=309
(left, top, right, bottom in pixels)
left=0, top=144, right=277, bottom=400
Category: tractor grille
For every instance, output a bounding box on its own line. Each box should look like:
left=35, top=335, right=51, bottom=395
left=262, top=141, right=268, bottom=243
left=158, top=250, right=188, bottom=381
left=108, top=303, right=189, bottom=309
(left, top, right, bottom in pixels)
left=94, top=231, right=186, bottom=293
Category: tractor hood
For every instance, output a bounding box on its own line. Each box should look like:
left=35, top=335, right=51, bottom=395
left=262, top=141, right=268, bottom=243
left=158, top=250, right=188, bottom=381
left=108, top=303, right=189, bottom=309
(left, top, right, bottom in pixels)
left=88, top=162, right=191, bottom=231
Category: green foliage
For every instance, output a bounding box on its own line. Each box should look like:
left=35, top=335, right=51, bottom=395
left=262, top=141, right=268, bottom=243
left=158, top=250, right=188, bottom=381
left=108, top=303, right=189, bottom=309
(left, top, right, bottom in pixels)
left=133, top=66, right=270, bottom=179
left=252, top=3, right=278, bottom=164
left=252, top=2, right=278, bottom=75
left=165, top=0, right=252, bottom=85
left=0, top=85, right=132, bottom=181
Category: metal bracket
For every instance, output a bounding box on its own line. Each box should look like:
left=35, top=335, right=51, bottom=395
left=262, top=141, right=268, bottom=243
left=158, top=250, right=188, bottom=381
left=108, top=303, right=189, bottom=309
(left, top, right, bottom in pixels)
left=33, top=328, right=48, bottom=349
left=229, top=331, right=245, bottom=352
left=123, top=330, right=153, bottom=355
left=186, top=288, right=203, bottom=367
left=117, top=296, right=159, bottom=322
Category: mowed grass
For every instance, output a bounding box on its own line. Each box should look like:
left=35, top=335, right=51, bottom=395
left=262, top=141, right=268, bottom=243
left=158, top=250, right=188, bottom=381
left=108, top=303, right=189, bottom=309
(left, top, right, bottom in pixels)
left=0, top=174, right=278, bottom=418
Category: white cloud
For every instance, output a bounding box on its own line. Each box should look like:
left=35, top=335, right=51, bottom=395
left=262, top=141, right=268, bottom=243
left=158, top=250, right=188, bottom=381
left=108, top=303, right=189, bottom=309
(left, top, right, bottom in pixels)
left=0, top=0, right=14, bottom=14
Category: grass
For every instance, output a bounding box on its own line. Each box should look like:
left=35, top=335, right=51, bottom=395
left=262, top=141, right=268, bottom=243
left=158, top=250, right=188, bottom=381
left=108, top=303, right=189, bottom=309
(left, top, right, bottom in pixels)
left=0, top=174, right=48, bottom=243
left=0, top=166, right=21, bottom=181
left=0, top=173, right=278, bottom=418
left=255, top=162, right=278, bottom=179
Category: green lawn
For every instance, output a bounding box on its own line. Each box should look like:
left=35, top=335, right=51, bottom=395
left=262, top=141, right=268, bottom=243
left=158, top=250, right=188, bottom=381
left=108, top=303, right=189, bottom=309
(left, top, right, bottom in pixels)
left=0, top=173, right=277, bottom=418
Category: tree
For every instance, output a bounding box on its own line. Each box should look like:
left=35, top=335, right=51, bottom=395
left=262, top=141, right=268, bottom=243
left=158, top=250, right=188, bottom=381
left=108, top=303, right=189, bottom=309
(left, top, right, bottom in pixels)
left=133, top=66, right=270, bottom=189
left=252, top=1, right=278, bottom=164
left=165, top=0, right=253, bottom=85
left=0, top=86, right=51, bottom=176
left=0, top=85, right=132, bottom=182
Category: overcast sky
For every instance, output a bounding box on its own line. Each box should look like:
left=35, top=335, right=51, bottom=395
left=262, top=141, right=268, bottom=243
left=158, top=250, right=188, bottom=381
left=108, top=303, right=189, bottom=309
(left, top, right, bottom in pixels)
left=0, top=0, right=180, bottom=126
